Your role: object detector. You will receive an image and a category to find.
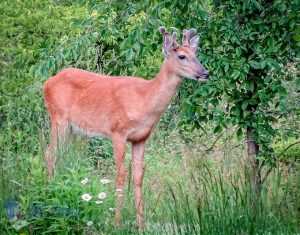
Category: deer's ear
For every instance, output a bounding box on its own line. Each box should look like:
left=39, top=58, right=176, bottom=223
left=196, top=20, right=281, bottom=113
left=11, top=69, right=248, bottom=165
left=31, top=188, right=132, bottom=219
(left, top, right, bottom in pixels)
left=159, top=26, right=178, bottom=58
left=189, top=34, right=199, bottom=52
left=163, top=35, right=172, bottom=58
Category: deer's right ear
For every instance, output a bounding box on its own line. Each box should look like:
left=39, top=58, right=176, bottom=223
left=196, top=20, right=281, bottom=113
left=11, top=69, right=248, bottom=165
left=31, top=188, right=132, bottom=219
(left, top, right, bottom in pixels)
left=189, top=34, right=200, bottom=52
left=159, top=26, right=172, bottom=58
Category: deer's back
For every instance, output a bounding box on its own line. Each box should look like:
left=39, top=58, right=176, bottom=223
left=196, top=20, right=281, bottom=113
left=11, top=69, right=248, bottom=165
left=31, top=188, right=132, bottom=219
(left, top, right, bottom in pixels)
left=43, top=68, right=154, bottom=139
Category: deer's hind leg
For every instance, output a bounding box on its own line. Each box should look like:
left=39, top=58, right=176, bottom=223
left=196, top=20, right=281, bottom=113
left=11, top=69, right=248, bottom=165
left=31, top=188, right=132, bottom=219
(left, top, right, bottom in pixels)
left=45, top=119, right=69, bottom=181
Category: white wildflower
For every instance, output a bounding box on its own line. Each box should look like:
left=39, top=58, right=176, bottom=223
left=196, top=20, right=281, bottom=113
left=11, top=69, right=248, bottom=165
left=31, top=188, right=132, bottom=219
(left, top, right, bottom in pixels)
left=98, top=192, right=107, bottom=199
left=87, top=221, right=93, bottom=226
left=80, top=178, right=89, bottom=185
left=100, top=178, right=111, bottom=185
left=95, top=200, right=103, bottom=204
left=109, top=208, right=115, bottom=212
left=81, top=193, right=92, bottom=202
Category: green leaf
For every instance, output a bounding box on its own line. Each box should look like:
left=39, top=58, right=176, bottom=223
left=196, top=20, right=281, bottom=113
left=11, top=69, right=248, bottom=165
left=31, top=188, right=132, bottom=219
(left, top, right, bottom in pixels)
left=241, top=100, right=248, bottom=110
left=252, top=0, right=263, bottom=10
left=261, top=59, right=267, bottom=69
left=266, top=58, right=280, bottom=71
left=224, top=63, right=229, bottom=73
left=211, top=99, right=219, bottom=107
left=252, top=19, right=263, bottom=25
left=231, top=70, right=240, bottom=79
left=236, top=47, right=242, bottom=57
left=279, top=17, right=285, bottom=26
left=253, top=43, right=261, bottom=53
left=213, top=125, right=222, bottom=133
left=243, top=110, right=251, bottom=118
left=270, top=83, right=278, bottom=91
left=289, top=19, right=296, bottom=29
left=132, top=42, right=141, bottom=52
left=278, top=86, right=287, bottom=96
left=264, top=75, right=272, bottom=83
left=246, top=80, right=254, bottom=92
left=279, top=103, right=287, bottom=112
left=127, top=49, right=134, bottom=60
left=249, top=60, right=260, bottom=69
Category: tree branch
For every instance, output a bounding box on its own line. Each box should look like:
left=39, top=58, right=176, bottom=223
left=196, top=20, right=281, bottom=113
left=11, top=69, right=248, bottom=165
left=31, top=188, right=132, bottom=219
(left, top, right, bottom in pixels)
left=276, top=141, right=300, bottom=159
left=205, top=128, right=232, bottom=152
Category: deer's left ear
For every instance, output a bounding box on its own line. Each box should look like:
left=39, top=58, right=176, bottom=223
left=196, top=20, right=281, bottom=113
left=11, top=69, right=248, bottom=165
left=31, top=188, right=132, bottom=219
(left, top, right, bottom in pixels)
left=189, top=34, right=200, bottom=52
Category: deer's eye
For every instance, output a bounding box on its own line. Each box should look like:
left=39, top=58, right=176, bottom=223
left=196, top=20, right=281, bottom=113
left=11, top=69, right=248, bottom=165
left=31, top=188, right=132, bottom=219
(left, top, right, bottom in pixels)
left=178, top=55, right=186, bottom=60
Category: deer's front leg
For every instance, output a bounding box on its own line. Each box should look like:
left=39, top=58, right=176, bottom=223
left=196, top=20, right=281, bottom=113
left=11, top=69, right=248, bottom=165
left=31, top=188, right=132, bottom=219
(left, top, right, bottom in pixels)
left=112, top=136, right=126, bottom=228
left=132, top=141, right=146, bottom=231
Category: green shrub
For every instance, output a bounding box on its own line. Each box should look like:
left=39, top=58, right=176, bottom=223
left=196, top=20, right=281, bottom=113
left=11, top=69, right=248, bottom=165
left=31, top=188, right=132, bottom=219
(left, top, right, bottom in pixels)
left=274, top=138, right=300, bottom=163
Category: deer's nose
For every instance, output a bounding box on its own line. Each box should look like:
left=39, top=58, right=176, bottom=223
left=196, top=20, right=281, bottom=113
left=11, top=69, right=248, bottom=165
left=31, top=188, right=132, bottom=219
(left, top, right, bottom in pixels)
left=203, top=71, right=210, bottom=79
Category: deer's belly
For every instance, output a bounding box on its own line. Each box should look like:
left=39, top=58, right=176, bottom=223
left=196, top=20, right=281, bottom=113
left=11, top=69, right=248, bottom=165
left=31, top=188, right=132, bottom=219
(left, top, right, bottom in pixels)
left=70, top=122, right=109, bottom=138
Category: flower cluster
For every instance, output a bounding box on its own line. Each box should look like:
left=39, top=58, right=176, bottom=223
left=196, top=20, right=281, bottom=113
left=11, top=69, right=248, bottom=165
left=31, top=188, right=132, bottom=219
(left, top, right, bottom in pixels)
left=80, top=177, right=113, bottom=226
left=80, top=178, right=110, bottom=204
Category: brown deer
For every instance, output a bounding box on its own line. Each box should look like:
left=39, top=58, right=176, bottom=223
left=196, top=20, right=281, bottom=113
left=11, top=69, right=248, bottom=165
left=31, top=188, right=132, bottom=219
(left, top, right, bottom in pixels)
left=43, top=26, right=209, bottom=231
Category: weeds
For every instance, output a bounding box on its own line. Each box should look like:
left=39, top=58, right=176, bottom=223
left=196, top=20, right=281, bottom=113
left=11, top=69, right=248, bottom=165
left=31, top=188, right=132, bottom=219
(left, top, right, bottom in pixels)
left=1, top=122, right=299, bottom=234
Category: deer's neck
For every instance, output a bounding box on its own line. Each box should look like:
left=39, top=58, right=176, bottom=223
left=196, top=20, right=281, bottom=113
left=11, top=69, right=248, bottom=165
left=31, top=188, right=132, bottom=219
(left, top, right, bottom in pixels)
left=147, top=60, right=181, bottom=115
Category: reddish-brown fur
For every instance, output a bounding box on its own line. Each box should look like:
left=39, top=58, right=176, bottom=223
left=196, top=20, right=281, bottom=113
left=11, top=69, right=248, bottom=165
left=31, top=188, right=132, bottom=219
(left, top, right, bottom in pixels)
left=43, top=27, right=209, bottom=231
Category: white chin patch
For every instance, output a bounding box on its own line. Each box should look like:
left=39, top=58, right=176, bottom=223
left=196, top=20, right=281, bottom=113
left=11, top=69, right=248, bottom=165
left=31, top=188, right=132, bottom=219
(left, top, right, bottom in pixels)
left=193, top=76, right=207, bottom=82
left=197, top=77, right=207, bottom=81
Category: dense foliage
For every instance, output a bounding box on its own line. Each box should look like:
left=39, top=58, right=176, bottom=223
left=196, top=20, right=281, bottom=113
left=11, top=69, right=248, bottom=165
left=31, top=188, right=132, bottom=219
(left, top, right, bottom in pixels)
left=193, top=0, right=300, bottom=158
left=0, top=0, right=299, bottom=234
left=0, top=0, right=85, bottom=155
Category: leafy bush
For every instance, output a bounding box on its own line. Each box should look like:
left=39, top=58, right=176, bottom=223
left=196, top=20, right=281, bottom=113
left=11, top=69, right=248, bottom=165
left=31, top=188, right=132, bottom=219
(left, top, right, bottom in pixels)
left=274, top=138, right=300, bottom=163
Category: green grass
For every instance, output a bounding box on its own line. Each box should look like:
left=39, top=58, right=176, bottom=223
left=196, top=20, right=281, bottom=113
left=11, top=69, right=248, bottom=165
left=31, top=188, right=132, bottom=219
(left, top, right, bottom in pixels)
left=1, top=125, right=299, bottom=234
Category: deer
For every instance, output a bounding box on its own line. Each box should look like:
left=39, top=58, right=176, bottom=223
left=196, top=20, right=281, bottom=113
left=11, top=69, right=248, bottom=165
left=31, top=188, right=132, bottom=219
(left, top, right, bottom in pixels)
left=43, top=26, right=209, bottom=231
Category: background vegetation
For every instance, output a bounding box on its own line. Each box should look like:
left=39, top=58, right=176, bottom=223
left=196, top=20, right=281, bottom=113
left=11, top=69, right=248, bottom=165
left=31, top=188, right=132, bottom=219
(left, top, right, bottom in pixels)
left=0, top=0, right=299, bottom=234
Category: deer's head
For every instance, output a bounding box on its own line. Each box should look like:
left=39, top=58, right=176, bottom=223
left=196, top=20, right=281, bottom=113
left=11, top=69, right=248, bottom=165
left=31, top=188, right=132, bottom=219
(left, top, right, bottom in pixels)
left=159, top=26, right=209, bottom=81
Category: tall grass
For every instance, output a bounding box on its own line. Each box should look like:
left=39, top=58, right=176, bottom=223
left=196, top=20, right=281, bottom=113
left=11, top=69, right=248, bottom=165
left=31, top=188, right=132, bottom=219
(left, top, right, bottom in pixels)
left=1, top=118, right=299, bottom=234
left=147, top=166, right=299, bottom=234
left=140, top=144, right=300, bottom=235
